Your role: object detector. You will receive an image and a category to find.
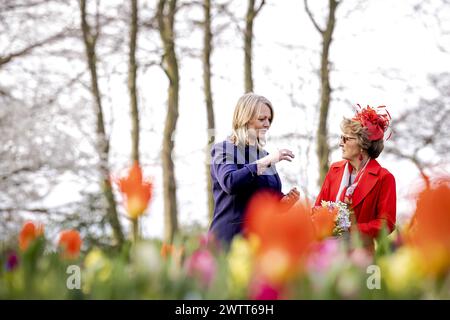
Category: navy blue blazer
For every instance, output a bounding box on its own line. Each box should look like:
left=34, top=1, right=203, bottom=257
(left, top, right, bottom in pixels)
left=209, top=140, right=283, bottom=245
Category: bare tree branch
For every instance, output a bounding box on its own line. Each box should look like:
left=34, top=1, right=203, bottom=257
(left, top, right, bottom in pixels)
left=0, top=0, right=59, bottom=12
left=0, top=28, right=76, bottom=66
left=255, top=0, right=266, bottom=16
left=304, top=0, right=324, bottom=34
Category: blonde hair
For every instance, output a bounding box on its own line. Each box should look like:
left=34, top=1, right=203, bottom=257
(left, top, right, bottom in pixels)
left=229, top=93, right=274, bottom=149
left=341, top=118, right=384, bottom=159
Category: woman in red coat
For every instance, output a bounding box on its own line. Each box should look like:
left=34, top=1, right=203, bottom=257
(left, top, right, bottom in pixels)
left=315, top=105, right=396, bottom=245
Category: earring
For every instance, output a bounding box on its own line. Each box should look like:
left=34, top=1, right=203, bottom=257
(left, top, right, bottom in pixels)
left=359, top=151, right=363, bottom=161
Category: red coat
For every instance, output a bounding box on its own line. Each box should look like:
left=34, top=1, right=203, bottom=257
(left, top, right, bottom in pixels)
left=315, top=159, right=396, bottom=239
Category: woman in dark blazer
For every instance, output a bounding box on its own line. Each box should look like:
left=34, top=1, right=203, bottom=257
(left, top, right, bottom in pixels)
left=315, top=105, right=396, bottom=246
left=209, top=93, right=299, bottom=245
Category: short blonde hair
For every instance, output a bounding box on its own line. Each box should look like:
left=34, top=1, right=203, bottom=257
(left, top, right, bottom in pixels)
left=229, top=93, right=273, bottom=149
left=341, top=118, right=384, bottom=159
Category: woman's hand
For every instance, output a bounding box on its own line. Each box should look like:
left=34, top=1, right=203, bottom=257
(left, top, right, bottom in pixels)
left=280, top=187, right=300, bottom=209
left=256, top=149, right=295, bottom=175
left=270, top=149, right=295, bottom=163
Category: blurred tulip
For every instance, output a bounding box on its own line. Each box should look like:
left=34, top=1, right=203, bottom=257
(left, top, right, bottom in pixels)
left=117, top=161, right=153, bottom=220
left=185, top=249, right=216, bottom=287
left=5, top=251, right=19, bottom=271
left=379, top=247, right=425, bottom=294
left=199, top=232, right=222, bottom=252
left=244, top=191, right=316, bottom=282
left=257, top=248, right=293, bottom=284
left=228, top=236, right=255, bottom=290
left=349, top=247, right=373, bottom=269
left=336, top=268, right=361, bottom=299
left=58, top=230, right=82, bottom=260
left=249, top=277, right=282, bottom=300
left=84, top=248, right=112, bottom=282
left=82, top=248, right=113, bottom=295
left=19, top=221, right=44, bottom=251
left=160, top=242, right=184, bottom=265
left=306, top=239, right=343, bottom=274
left=311, top=206, right=336, bottom=240
left=406, top=182, right=450, bottom=277
left=131, top=242, right=162, bottom=275
left=160, top=242, right=174, bottom=259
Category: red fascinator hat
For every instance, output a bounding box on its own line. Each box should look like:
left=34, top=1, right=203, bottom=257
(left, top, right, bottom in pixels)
left=353, top=104, right=392, bottom=141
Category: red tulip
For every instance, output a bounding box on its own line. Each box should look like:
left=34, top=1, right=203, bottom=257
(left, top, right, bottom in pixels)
left=311, top=206, right=336, bottom=240
left=244, top=191, right=316, bottom=281
left=117, top=161, right=153, bottom=219
left=406, top=181, right=450, bottom=276
left=160, top=242, right=184, bottom=261
left=58, top=230, right=82, bottom=260
left=19, top=221, right=44, bottom=251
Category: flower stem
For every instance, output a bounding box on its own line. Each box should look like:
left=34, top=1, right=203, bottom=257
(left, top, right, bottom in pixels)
left=132, top=219, right=139, bottom=243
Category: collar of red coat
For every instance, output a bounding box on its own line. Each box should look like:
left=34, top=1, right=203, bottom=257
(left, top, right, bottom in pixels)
left=330, top=158, right=382, bottom=208
left=330, top=158, right=381, bottom=175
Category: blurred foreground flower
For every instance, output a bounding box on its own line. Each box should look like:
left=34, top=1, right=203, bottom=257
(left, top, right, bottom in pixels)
left=315, top=201, right=352, bottom=237
left=379, top=247, right=425, bottom=294
left=227, top=236, right=256, bottom=293
left=306, top=239, right=344, bottom=274
left=58, top=230, right=82, bottom=260
left=185, top=249, right=216, bottom=288
left=305, top=239, right=349, bottom=295
left=349, top=247, right=373, bottom=269
left=161, top=242, right=184, bottom=264
left=199, top=233, right=222, bottom=252
left=5, top=251, right=19, bottom=272
left=310, top=206, right=335, bottom=240
left=84, top=249, right=112, bottom=282
left=406, top=181, right=450, bottom=277
left=19, top=221, right=44, bottom=251
left=244, top=191, right=316, bottom=284
left=131, top=241, right=162, bottom=275
left=249, top=278, right=282, bottom=300
left=82, top=248, right=113, bottom=295
left=117, top=161, right=153, bottom=220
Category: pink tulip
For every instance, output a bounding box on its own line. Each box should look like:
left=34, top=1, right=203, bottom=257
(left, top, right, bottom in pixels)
left=249, top=278, right=282, bottom=300
left=199, top=232, right=221, bottom=252
left=185, top=249, right=216, bottom=287
left=306, top=239, right=342, bottom=273
left=349, top=248, right=372, bottom=269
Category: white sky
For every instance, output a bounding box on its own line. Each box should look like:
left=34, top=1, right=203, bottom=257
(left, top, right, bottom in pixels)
left=43, top=0, right=450, bottom=239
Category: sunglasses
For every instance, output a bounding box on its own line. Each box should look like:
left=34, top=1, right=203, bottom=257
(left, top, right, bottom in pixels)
left=340, top=135, right=357, bottom=143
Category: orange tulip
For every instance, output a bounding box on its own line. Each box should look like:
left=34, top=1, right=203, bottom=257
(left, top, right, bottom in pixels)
left=244, top=191, right=316, bottom=282
left=406, top=181, right=450, bottom=276
left=58, top=230, right=82, bottom=260
left=161, top=243, right=184, bottom=260
left=160, top=243, right=172, bottom=259
left=117, top=161, right=153, bottom=219
left=311, top=206, right=336, bottom=240
left=19, top=221, right=44, bottom=251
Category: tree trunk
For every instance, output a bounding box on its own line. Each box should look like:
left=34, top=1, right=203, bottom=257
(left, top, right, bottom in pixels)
left=129, top=0, right=140, bottom=240
left=317, top=0, right=338, bottom=185
left=244, top=0, right=255, bottom=93
left=158, top=0, right=179, bottom=243
left=203, top=0, right=215, bottom=222
left=305, top=0, right=339, bottom=186
left=129, top=0, right=140, bottom=164
left=79, top=0, right=124, bottom=247
left=244, top=0, right=265, bottom=93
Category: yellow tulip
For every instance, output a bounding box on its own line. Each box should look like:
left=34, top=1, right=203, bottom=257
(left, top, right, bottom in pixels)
left=228, top=237, right=254, bottom=291
left=379, top=247, right=425, bottom=294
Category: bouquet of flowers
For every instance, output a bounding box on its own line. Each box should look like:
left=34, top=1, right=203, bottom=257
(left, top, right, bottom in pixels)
left=318, top=200, right=352, bottom=237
